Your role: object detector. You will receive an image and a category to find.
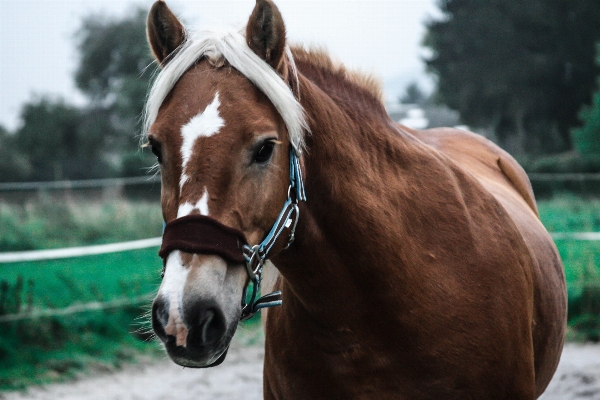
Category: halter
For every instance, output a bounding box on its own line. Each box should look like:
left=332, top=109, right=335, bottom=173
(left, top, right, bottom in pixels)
left=159, top=148, right=306, bottom=321
left=240, top=147, right=306, bottom=320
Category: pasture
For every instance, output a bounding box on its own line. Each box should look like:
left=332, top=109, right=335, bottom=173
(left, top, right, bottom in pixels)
left=0, top=195, right=598, bottom=390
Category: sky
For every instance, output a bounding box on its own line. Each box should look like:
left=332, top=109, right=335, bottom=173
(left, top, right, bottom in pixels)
left=0, top=0, right=440, bottom=131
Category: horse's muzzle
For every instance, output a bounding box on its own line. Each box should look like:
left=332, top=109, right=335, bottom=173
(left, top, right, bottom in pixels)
left=151, top=294, right=231, bottom=368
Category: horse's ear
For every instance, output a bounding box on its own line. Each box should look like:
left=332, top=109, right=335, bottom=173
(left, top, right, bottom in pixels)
left=246, top=0, right=287, bottom=73
left=147, top=1, right=186, bottom=66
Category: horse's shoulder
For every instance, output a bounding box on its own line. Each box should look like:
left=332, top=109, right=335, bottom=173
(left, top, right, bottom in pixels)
left=400, top=125, right=538, bottom=216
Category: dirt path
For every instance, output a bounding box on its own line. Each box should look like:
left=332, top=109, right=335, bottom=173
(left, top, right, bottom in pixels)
left=4, top=342, right=600, bottom=399
left=540, top=343, right=600, bottom=400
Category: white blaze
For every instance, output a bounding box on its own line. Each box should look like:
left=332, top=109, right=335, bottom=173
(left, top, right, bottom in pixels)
left=177, top=187, right=210, bottom=218
left=179, top=93, right=224, bottom=190
left=161, top=250, right=190, bottom=347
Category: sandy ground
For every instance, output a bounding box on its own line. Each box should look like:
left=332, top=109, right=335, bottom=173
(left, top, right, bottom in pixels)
left=3, top=341, right=600, bottom=399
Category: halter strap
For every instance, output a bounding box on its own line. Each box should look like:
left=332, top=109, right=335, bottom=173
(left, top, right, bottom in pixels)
left=240, top=148, right=305, bottom=320
left=158, top=148, right=306, bottom=322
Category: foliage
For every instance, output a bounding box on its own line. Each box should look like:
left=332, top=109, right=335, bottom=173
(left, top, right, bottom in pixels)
left=424, top=0, right=600, bottom=156
left=0, top=125, right=31, bottom=182
left=0, top=200, right=163, bottom=252
left=0, top=7, right=156, bottom=182
left=0, top=248, right=162, bottom=390
left=538, top=196, right=600, bottom=341
left=399, top=82, right=428, bottom=105
left=74, top=7, right=155, bottom=151
left=0, top=247, right=261, bottom=391
left=11, top=96, right=115, bottom=181
left=571, top=43, right=600, bottom=156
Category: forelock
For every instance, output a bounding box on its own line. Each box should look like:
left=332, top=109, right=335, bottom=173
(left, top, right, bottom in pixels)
left=144, top=29, right=308, bottom=153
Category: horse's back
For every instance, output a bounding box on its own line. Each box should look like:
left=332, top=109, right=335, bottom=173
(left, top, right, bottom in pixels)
left=404, top=125, right=567, bottom=396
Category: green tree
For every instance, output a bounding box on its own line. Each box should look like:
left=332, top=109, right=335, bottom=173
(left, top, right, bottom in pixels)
left=8, top=7, right=154, bottom=182
left=73, top=7, right=156, bottom=176
left=74, top=8, right=155, bottom=149
left=572, top=43, right=600, bottom=155
left=400, top=82, right=428, bottom=105
left=425, top=0, right=600, bottom=156
left=14, top=97, right=109, bottom=180
left=0, top=125, right=32, bottom=182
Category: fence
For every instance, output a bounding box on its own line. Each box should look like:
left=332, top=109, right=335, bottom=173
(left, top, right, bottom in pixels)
left=0, top=175, right=161, bottom=203
left=0, top=238, right=162, bottom=323
left=0, top=174, right=598, bottom=322
left=0, top=230, right=598, bottom=322
left=1, top=173, right=599, bottom=200
left=527, top=173, right=600, bottom=197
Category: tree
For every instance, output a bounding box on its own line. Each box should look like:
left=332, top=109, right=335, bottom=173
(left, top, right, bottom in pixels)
left=424, top=0, right=600, bottom=156
left=73, top=7, right=156, bottom=176
left=400, top=82, right=428, bottom=105
left=6, top=7, right=155, bottom=182
left=572, top=43, right=600, bottom=155
left=13, top=96, right=109, bottom=180
left=0, top=125, right=32, bottom=182
left=74, top=8, right=155, bottom=150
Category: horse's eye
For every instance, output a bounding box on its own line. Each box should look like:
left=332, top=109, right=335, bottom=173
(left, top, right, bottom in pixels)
left=149, top=140, right=163, bottom=164
left=254, top=140, right=276, bottom=164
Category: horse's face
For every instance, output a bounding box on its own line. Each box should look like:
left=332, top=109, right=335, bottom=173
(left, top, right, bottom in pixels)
left=146, top=0, right=292, bottom=367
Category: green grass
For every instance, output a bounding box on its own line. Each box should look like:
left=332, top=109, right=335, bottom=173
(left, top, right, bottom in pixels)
left=0, top=249, right=163, bottom=391
left=538, top=196, right=600, bottom=233
left=538, top=196, right=600, bottom=294
left=538, top=196, right=600, bottom=341
left=0, top=199, right=163, bottom=251
left=0, top=199, right=263, bottom=391
left=0, top=196, right=599, bottom=390
left=0, top=199, right=166, bottom=390
left=2, top=248, right=161, bottom=308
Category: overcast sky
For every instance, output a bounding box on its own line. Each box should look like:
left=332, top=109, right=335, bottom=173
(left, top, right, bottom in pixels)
left=0, top=0, right=439, bottom=131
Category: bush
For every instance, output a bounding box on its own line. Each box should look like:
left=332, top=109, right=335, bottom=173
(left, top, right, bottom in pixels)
left=522, top=152, right=600, bottom=174
left=0, top=200, right=162, bottom=252
left=571, top=42, right=600, bottom=157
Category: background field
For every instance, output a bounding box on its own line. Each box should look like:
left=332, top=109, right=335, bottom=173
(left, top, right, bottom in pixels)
left=0, top=195, right=598, bottom=390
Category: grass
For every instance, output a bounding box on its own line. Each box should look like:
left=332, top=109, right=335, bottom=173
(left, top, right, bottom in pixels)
left=1, top=248, right=161, bottom=308
left=538, top=196, right=600, bottom=341
left=538, top=196, right=600, bottom=296
left=0, top=199, right=263, bottom=391
left=0, top=199, right=163, bottom=251
left=0, top=249, right=163, bottom=391
left=0, top=195, right=598, bottom=390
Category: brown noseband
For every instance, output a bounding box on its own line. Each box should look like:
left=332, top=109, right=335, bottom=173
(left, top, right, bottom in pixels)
left=159, top=214, right=248, bottom=264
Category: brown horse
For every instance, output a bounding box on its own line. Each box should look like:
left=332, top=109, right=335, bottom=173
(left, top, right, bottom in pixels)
left=146, top=1, right=566, bottom=398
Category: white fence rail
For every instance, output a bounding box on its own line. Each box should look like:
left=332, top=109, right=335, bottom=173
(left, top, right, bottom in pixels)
left=0, top=294, right=153, bottom=323
left=0, top=176, right=159, bottom=191
left=0, top=232, right=597, bottom=264
left=0, top=232, right=596, bottom=322
left=0, top=238, right=162, bottom=263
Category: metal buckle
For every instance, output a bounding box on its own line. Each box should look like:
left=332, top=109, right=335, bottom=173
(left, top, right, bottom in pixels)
left=284, top=203, right=300, bottom=249
left=243, top=244, right=264, bottom=280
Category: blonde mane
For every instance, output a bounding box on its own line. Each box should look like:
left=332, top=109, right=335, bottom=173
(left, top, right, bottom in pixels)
left=144, top=29, right=309, bottom=153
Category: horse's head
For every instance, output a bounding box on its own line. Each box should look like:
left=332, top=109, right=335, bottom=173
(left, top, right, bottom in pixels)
left=145, top=0, right=306, bottom=367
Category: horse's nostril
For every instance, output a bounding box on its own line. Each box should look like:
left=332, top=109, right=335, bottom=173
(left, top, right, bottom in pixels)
left=187, top=306, right=226, bottom=348
left=200, top=309, right=222, bottom=344
left=151, top=295, right=170, bottom=340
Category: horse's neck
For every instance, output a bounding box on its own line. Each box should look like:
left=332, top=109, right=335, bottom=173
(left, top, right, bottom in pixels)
left=273, top=75, right=431, bottom=327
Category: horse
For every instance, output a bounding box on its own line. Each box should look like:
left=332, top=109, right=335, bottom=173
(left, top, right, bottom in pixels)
left=145, top=1, right=567, bottom=398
